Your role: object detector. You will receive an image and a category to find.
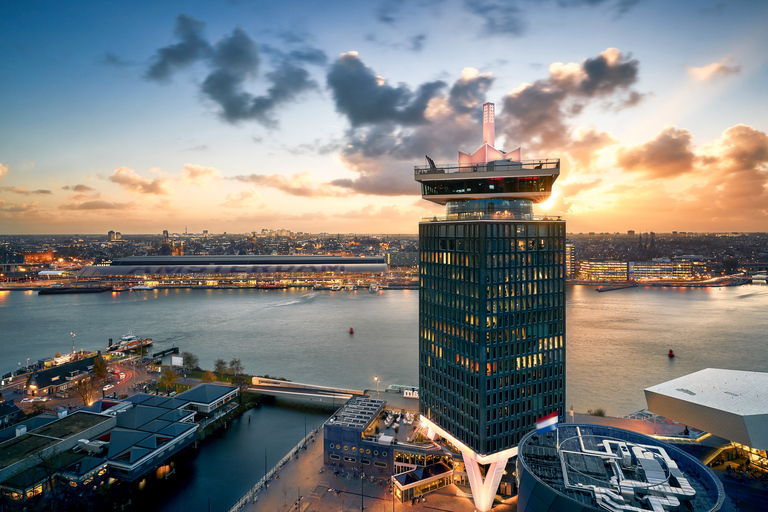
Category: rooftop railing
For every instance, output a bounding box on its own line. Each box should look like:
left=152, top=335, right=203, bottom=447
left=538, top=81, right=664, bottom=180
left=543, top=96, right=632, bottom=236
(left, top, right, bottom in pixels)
left=421, top=212, right=563, bottom=222
left=415, top=158, right=560, bottom=176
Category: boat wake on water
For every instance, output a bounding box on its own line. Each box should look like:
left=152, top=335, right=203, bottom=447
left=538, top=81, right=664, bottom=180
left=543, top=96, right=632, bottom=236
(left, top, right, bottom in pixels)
left=275, top=292, right=318, bottom=307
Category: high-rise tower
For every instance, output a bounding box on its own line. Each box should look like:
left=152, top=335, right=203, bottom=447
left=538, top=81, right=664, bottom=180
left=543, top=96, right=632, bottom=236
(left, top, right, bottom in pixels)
left=415, top=103, right=566, bottom=511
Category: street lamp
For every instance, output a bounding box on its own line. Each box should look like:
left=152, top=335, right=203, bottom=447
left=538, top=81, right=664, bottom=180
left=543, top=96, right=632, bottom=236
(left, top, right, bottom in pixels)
left=374, top=376, right=379, bottom=398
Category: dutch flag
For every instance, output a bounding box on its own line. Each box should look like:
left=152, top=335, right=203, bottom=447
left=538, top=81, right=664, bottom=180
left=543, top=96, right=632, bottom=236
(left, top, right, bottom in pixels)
left=536, top=412, right=558, bottom=434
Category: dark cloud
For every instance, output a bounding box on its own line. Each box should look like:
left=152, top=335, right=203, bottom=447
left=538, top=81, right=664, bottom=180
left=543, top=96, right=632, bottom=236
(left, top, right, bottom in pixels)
left=377, top=0, right=405, bottom=24
left=326, top=57, right=495, bottom=195
left=59, top=201, right=135, bottom=210
left=616, top=126, right=695, bottom=178
left=145, top=14, right=212, bottom=82
left=145, top=16, right=324, bottom=126
left=97, top=52, right=132, bottom=67
left=198, top=28, right=321, bottom=125
left=464, top=0, right=527, bottom=36
left=465, top=0, right=640, bottom=38
left=286, top=48, right=328, bottom=65
left=62, top=184, right=96, bottom=192
left=327, top=52, right=446, bottom=127
left=0, top=187, right=51, bottom=195
left=500, top=48, right=643, bottom=153
left=409, top=34, right=427, bottom=52
left=449, top=72, right=494, bottom=114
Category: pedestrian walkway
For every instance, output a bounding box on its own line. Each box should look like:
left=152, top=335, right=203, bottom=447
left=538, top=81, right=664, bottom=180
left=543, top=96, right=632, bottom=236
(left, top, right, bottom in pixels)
left=238, top=423, right=516, bottom=512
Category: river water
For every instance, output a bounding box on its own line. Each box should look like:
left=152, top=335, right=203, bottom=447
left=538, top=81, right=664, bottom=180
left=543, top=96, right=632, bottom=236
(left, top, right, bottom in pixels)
left=2, top=284, right=767, bottom=510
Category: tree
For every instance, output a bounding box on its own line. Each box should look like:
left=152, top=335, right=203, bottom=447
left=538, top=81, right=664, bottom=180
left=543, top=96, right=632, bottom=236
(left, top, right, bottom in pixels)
left=181, top=352, right=199, bottom=372
left=54, top=352, right=61, bottom=358
left=229, top=359, right=244, bottom=383
left=587, top=408, right=606, bottom=417
left=74, top=376, right=97, bottom=406
left=93, top=356, right=108, bottom=381
left=201, top=371, right=217, bottom=383
left=214, top=359, right=228, bottom=375
left=159, top=367, right=178, bottom=393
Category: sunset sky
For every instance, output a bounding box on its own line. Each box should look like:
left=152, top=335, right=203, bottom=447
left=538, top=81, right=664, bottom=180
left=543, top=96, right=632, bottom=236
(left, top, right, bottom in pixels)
left=2, top=0, right=767, bottom=235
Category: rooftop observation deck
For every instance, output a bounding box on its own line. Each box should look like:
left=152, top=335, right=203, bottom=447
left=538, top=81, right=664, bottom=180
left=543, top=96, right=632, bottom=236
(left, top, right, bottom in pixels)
left=421, top=212, right=563, bottom=223
left=414, top=158, right=561, bottom=205
left=414, top=158, right=560, bottom=178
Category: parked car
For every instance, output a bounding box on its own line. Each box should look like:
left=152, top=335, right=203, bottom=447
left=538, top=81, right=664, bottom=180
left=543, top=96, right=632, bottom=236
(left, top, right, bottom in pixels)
left=103, top=384, right=114, bottom=391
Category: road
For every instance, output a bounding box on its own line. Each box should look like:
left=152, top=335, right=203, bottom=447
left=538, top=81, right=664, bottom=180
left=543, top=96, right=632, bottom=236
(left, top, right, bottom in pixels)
left=2, top=358, right=157, bottom=414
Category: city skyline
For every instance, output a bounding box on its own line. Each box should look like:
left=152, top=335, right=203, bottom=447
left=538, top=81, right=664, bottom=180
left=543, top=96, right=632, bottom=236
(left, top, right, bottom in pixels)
left=2, top=0, right=767, bottom=235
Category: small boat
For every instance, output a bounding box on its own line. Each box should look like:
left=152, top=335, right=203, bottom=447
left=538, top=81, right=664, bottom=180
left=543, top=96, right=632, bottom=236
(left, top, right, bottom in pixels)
left=349, top=327, right=354, bottom=335
left=668, top=349, right=675, bottom=358
left=345, top=283, right=356, bottom=291
left=108, top=332, right=153, bottom=352
left=130, top=284, right=156, bottom=291
left=369, top=283, right=380, bottom=293
left=330, top=283, right=342, bottom=291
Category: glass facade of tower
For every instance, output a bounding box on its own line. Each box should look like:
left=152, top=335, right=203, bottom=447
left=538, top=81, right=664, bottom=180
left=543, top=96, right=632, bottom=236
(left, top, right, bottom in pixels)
left=419, top=219, right=566, bottom=456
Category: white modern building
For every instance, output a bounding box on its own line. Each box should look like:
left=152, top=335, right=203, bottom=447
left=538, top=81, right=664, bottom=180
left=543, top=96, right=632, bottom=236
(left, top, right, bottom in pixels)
left=645, top=368, right=768, bottom=468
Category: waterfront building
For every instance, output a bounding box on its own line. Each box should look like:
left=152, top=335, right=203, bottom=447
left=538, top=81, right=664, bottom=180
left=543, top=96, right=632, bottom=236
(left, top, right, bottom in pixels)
left=645, top=368, right=768, bottom=471
left=629, top=259, right=693, bottom=280
left=26, top=356, right=99, bottom=397
left=414, top=102, right=566, bottom=511
left=0, top=384, right=237, bottom=506
left=578, top=260, right=629, bottom=281
left=77, top=255, right=387, bottom=278
left=323, top=396, right=391, bottom=473
left=577, top=259, right=695, bottom=281
left=516, top=424, right=725, bottom=512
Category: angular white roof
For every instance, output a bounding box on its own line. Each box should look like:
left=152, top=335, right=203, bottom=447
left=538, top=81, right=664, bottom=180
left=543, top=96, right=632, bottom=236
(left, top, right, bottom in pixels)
left=645, top=368, right=768, bottom=450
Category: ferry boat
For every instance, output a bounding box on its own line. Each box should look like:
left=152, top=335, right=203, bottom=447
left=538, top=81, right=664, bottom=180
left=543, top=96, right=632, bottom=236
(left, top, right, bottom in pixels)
left=108, top=332, right=153, bottom=352
left=130, top=284, right=156, bottom=291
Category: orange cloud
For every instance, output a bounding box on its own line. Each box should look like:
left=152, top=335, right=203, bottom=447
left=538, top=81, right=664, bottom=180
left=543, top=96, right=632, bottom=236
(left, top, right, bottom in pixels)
left=59, top=201, right=135, bottom=210
left=180, top=163, right=221, bottom=186
left=108, top=167, right=171, bottom=195
left=687, top=58, right=741, bottom=81
left=0, top=163, right=8, bottom=179
left=0, top=187, right=52, bottom=195
left=232, top=172, right=347, bottom=197
left=0, top=200, right=38, bottom=213
left=222, top=188, right=263, bottom=208
left=615, top=126, right=696, bottom=178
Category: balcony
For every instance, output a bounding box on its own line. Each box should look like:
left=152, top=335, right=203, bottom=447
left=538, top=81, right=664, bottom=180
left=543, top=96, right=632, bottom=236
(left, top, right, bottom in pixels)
left=420, top=212, right=563, bottom=223
left=414, top=159, right=560, bottom=176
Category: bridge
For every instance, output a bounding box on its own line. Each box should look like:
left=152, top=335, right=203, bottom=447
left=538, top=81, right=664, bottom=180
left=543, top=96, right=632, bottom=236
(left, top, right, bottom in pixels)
left=247, top=377, right=364, bottom=404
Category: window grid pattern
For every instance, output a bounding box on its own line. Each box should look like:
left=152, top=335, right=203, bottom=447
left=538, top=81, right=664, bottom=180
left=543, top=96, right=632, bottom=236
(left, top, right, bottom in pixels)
left=419, top=220, right=566, bottom=455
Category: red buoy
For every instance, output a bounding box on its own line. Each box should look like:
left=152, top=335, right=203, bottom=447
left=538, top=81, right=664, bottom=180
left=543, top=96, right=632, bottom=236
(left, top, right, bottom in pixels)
left=349, top=327, right=354, bottom=335
left=668, top=349, right=675, bottom=358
